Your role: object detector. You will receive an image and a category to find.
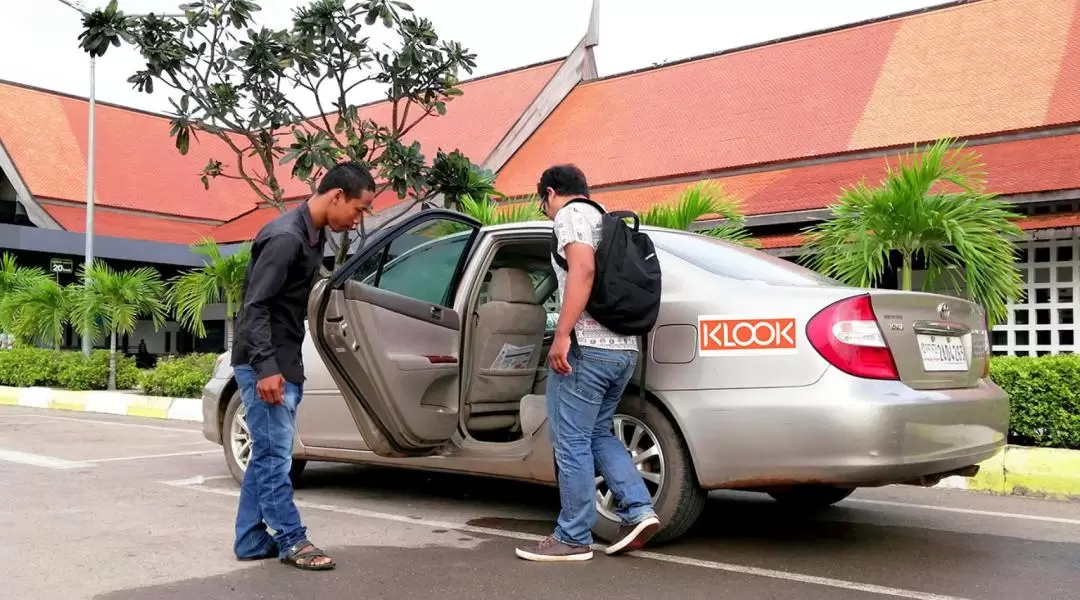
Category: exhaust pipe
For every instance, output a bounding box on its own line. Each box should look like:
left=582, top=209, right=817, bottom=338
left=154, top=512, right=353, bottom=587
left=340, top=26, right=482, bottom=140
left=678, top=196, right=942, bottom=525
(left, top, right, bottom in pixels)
left=901, top=464, right=980, bottom=487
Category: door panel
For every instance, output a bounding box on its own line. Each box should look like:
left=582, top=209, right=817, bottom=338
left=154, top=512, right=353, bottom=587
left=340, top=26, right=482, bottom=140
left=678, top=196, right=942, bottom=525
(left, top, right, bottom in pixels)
left=309, top=209, right=481, bottom=457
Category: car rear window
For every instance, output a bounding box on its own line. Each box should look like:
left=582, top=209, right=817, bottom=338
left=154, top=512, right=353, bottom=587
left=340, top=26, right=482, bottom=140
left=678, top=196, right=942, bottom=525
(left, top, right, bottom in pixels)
left=648, top=230, right=839, bottom=287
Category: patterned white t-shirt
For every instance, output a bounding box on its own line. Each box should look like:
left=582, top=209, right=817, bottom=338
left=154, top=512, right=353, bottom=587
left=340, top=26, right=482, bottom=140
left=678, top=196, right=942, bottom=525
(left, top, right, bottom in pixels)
left=551, top=202, right=639, bottom=352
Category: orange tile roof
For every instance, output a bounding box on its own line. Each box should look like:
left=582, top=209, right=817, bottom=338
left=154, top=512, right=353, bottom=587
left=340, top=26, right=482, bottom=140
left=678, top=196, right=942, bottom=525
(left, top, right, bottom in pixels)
left=208, top=189, right=406, bottom=243
left=496, top=0, right=1080, bottom=195
left=42, top=204, right=214, bottom=245
left=591, top=133, right=1080, bottom=218
left=757, top=211, right=1080, bottom=250
left=0, top=59, right=563, bottom=227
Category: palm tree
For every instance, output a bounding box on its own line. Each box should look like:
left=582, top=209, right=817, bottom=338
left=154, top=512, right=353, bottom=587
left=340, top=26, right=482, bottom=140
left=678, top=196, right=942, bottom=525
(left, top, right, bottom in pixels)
left=639, top=182, right=757, bottom=246
left=170, top=237, right=252, bottom=350
left=0, top=252, right=49, bottom=337
left=459, top=194, right=545, bottom=225
left=451, top=183, right=756, bottom=246
left=71, top=261, right=169, bottom=390
left=801, top=137, right=1023, bottom=326
left=2, top=277, right=72, bottom=349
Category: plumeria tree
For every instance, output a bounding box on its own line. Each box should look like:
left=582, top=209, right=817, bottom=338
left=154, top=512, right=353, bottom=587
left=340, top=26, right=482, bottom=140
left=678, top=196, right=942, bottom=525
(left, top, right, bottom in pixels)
left=71, top=262, right=169, bottom=390
left=170, top=237, right=251, bottom=350
left=801, top=138, right=1023, bottom=326
left=77, top=0, right=498, bottom=264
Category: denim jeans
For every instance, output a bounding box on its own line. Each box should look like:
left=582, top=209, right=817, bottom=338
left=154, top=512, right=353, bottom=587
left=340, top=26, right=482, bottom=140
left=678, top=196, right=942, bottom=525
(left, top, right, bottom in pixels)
left=548, top=345, right=657, bottom=546
left=233, top=365, right=308, bottom=559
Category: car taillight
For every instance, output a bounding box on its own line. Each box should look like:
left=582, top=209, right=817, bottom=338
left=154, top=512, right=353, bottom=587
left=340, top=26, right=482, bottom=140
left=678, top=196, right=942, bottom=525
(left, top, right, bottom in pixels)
left=806, top=294, right=899, bottom=380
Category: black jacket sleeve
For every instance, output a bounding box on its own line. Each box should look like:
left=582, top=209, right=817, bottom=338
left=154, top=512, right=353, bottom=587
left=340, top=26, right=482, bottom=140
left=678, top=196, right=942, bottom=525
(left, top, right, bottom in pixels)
left=243, top=233, right=299, bottom=380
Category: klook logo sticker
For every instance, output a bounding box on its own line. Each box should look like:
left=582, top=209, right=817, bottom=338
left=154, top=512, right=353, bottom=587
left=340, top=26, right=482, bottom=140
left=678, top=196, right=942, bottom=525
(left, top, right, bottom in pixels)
left=698, top=316, right=798, bottom=356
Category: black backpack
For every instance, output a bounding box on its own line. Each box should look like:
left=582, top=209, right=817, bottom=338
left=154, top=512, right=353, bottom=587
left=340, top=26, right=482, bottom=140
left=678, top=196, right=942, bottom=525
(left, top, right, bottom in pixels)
left=549, top=198, right=662, bottom=336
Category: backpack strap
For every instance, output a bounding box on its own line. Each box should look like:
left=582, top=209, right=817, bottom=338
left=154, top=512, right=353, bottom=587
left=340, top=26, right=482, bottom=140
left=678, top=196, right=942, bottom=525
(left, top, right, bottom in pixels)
left=549, top=197, right=604, bottom=271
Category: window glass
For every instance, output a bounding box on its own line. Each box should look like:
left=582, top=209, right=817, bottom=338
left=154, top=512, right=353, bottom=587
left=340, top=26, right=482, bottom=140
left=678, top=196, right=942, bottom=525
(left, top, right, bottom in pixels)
left=350, top=219, right=474, bottom=306
left=648, top=230, right=839, bottom=287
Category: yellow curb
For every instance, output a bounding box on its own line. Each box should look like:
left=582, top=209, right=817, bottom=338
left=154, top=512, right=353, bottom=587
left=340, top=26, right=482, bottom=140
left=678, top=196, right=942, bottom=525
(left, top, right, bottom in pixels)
left=48, top=401, right=86, bottom=413
left=967, top=449, right=1006, bottom=494
left=1003, top=446, right=1080, bottom=501
left=0, top=386, right=19, bottom=404
left=49, top=390, right=86, bottom=413
left=126, top=396, right=171, bottom=419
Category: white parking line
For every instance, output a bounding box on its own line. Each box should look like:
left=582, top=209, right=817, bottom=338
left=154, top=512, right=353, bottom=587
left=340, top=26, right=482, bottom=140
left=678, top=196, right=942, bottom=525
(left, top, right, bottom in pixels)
left=845, top=498, right=1080, bottom=526
left=0, top=449, right=93, bottom=470
left=164, top=479, right=973, bottom=600
left=91, top=450, right=219, bottom=463
left=5, top=414, right=202, bottom=433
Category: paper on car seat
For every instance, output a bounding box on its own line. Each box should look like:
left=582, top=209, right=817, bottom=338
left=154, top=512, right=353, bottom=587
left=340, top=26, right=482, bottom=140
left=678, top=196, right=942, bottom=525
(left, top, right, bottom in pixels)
left=490, top=343, right=535, bottom=370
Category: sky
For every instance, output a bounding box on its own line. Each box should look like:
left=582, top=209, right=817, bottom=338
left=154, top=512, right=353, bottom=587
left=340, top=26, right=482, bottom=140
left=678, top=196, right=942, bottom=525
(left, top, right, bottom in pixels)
left=0, top=0, right=948, bottom=115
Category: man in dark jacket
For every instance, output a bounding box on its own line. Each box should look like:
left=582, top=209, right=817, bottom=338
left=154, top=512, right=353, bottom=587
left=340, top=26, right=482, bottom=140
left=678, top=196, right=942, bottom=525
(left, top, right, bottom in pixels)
left=230, top=162, right=376, bottom=571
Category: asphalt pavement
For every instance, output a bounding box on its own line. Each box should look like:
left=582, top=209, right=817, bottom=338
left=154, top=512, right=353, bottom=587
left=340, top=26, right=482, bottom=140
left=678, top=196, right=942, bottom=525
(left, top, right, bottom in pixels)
left=1, top=405, right=1078, bottom=600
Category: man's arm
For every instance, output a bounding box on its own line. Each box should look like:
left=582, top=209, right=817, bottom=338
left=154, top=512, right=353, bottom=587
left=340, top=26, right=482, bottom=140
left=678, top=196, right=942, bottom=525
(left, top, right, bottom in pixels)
left=555, top=242, right=595, bottom=338
left=242, top=234, right=299, bottom=381
left=553, top=207, right=598, bottom=338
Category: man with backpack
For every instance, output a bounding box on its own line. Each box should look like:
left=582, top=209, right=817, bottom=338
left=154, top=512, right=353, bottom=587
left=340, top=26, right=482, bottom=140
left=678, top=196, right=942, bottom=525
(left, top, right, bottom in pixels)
left=515, top=164, right=662, bottom=562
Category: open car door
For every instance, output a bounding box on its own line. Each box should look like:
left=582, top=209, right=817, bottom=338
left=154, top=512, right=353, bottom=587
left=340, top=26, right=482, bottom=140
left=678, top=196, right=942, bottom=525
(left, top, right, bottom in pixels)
left=309, top=209, right=482, bottom=458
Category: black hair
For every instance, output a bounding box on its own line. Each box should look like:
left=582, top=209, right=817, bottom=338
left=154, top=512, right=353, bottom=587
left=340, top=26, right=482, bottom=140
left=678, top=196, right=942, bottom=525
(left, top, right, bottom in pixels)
left=317, top=161, right=377, bottom=198
left=537, top=164, right=590, bottom=199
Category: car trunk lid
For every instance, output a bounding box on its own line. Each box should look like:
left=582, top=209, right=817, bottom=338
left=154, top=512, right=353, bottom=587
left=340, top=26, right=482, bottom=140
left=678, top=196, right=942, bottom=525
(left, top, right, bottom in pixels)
left=868, top=291, right=990, bottom=390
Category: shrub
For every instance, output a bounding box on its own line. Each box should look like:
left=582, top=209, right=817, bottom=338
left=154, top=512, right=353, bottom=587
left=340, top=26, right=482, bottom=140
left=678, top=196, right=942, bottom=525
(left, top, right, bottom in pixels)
left=0, top=347, right=62, bottom=387
left=140, top=353, right=217, bottom=399
left=990, top=355, right=1080, bottom=450
left=55, top=350, right=139, bottom=391
left=0, top=348, right=138, bottom=390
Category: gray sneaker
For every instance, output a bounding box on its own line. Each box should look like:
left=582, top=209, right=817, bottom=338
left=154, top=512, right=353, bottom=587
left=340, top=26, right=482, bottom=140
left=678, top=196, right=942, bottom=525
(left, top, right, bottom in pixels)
left=515, top=535, right=593, bottom=562
left=605, top=515, right=661, bottom=555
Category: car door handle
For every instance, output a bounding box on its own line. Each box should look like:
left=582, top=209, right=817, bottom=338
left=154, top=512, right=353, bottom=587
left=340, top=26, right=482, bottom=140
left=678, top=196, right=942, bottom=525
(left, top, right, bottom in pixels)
left=430, top=306, right=443, bottom=321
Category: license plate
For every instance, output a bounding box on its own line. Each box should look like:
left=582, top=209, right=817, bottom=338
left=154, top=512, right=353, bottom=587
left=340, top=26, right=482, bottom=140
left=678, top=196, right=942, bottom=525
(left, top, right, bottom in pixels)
left=917, top=335, right=969, bottom=372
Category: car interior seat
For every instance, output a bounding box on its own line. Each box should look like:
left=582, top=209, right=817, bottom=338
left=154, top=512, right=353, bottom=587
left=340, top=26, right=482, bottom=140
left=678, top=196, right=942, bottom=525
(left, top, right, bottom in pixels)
left=465, top=268, right=548, bottom=434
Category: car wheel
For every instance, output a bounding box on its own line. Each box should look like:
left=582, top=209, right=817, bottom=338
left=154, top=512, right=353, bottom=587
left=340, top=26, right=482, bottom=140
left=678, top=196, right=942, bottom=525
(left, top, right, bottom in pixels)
left=767, top=485, right=854, bottom=509
left=223, top=390, right=308, bottom=487
left=591, top=397, right=707, bottom=546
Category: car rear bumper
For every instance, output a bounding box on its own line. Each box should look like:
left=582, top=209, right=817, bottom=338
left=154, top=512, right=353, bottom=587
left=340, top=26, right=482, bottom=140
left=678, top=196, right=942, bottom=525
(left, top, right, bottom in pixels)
left=656, top=368, right=1010, bottom=490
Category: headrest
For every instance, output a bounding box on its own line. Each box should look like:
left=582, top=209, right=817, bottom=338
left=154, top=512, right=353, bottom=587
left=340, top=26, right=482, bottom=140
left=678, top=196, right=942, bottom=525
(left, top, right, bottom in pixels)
left=488, top=268, right=537, bottom=304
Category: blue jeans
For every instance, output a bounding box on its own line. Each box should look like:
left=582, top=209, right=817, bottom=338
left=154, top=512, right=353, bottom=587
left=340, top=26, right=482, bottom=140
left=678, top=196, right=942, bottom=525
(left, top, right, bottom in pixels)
left=233, top=365, right=308, bottom=559
left=548, top=345, right=657, bottom=546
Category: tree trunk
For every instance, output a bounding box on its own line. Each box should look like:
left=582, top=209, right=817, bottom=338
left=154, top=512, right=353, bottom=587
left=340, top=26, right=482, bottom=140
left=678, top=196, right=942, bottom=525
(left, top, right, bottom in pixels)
left=225, top=300, right=234, bottom=352
left=108, top=330, right=117, bottom=391
left=901, top=254, right=913, bottom=291
left=335, top=230, right=351, bottom=267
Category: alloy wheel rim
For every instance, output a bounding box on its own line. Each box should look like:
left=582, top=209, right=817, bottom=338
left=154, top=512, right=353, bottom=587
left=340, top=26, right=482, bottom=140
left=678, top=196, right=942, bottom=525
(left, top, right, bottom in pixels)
left=230, top=402, right=252, bottom=472
left=595, top=414, right=665, bottom=522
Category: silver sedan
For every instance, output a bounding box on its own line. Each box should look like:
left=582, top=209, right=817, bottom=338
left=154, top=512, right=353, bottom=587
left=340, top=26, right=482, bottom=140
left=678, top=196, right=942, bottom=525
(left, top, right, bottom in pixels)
left=202, top=209, right=1009, bottom=544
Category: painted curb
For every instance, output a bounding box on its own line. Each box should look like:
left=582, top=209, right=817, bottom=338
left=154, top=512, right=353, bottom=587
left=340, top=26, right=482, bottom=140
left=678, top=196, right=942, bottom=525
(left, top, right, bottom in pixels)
left=0, top=386, right=202, bottom=422
left=932, top=446, right=1080, bottom=501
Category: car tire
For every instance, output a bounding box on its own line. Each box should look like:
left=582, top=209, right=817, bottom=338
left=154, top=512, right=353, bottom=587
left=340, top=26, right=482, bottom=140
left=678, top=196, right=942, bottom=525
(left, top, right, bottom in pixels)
left=590, top=396, right=707, bottom=546
left=223, top=389, right=308, bottom=488
left=767, top=485, right=854, bottom=509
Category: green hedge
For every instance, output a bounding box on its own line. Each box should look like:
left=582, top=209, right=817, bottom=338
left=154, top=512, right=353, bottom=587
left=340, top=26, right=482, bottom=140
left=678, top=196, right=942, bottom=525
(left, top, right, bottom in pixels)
left=139, top=353, right=217, bottom=399
left=0, top=348, right=139, bottom=390
left=991, top=355, right=1080, bottom=450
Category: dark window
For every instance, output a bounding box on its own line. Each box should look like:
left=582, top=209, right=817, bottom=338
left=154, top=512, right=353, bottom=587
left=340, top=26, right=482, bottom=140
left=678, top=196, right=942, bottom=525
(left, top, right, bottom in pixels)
left=351, top=220, right=474, bottom=307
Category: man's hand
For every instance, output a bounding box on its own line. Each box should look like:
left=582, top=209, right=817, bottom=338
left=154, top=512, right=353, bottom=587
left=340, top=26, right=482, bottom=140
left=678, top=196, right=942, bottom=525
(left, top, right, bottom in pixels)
left=548, top=331, right=573, bottom=376
left=256, top=374, right=286, bottom=405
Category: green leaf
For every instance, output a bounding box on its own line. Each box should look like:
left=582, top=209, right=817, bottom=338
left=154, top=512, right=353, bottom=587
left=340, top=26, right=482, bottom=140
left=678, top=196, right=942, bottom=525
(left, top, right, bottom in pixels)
left=800, top=138, right=1023, bottom=326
